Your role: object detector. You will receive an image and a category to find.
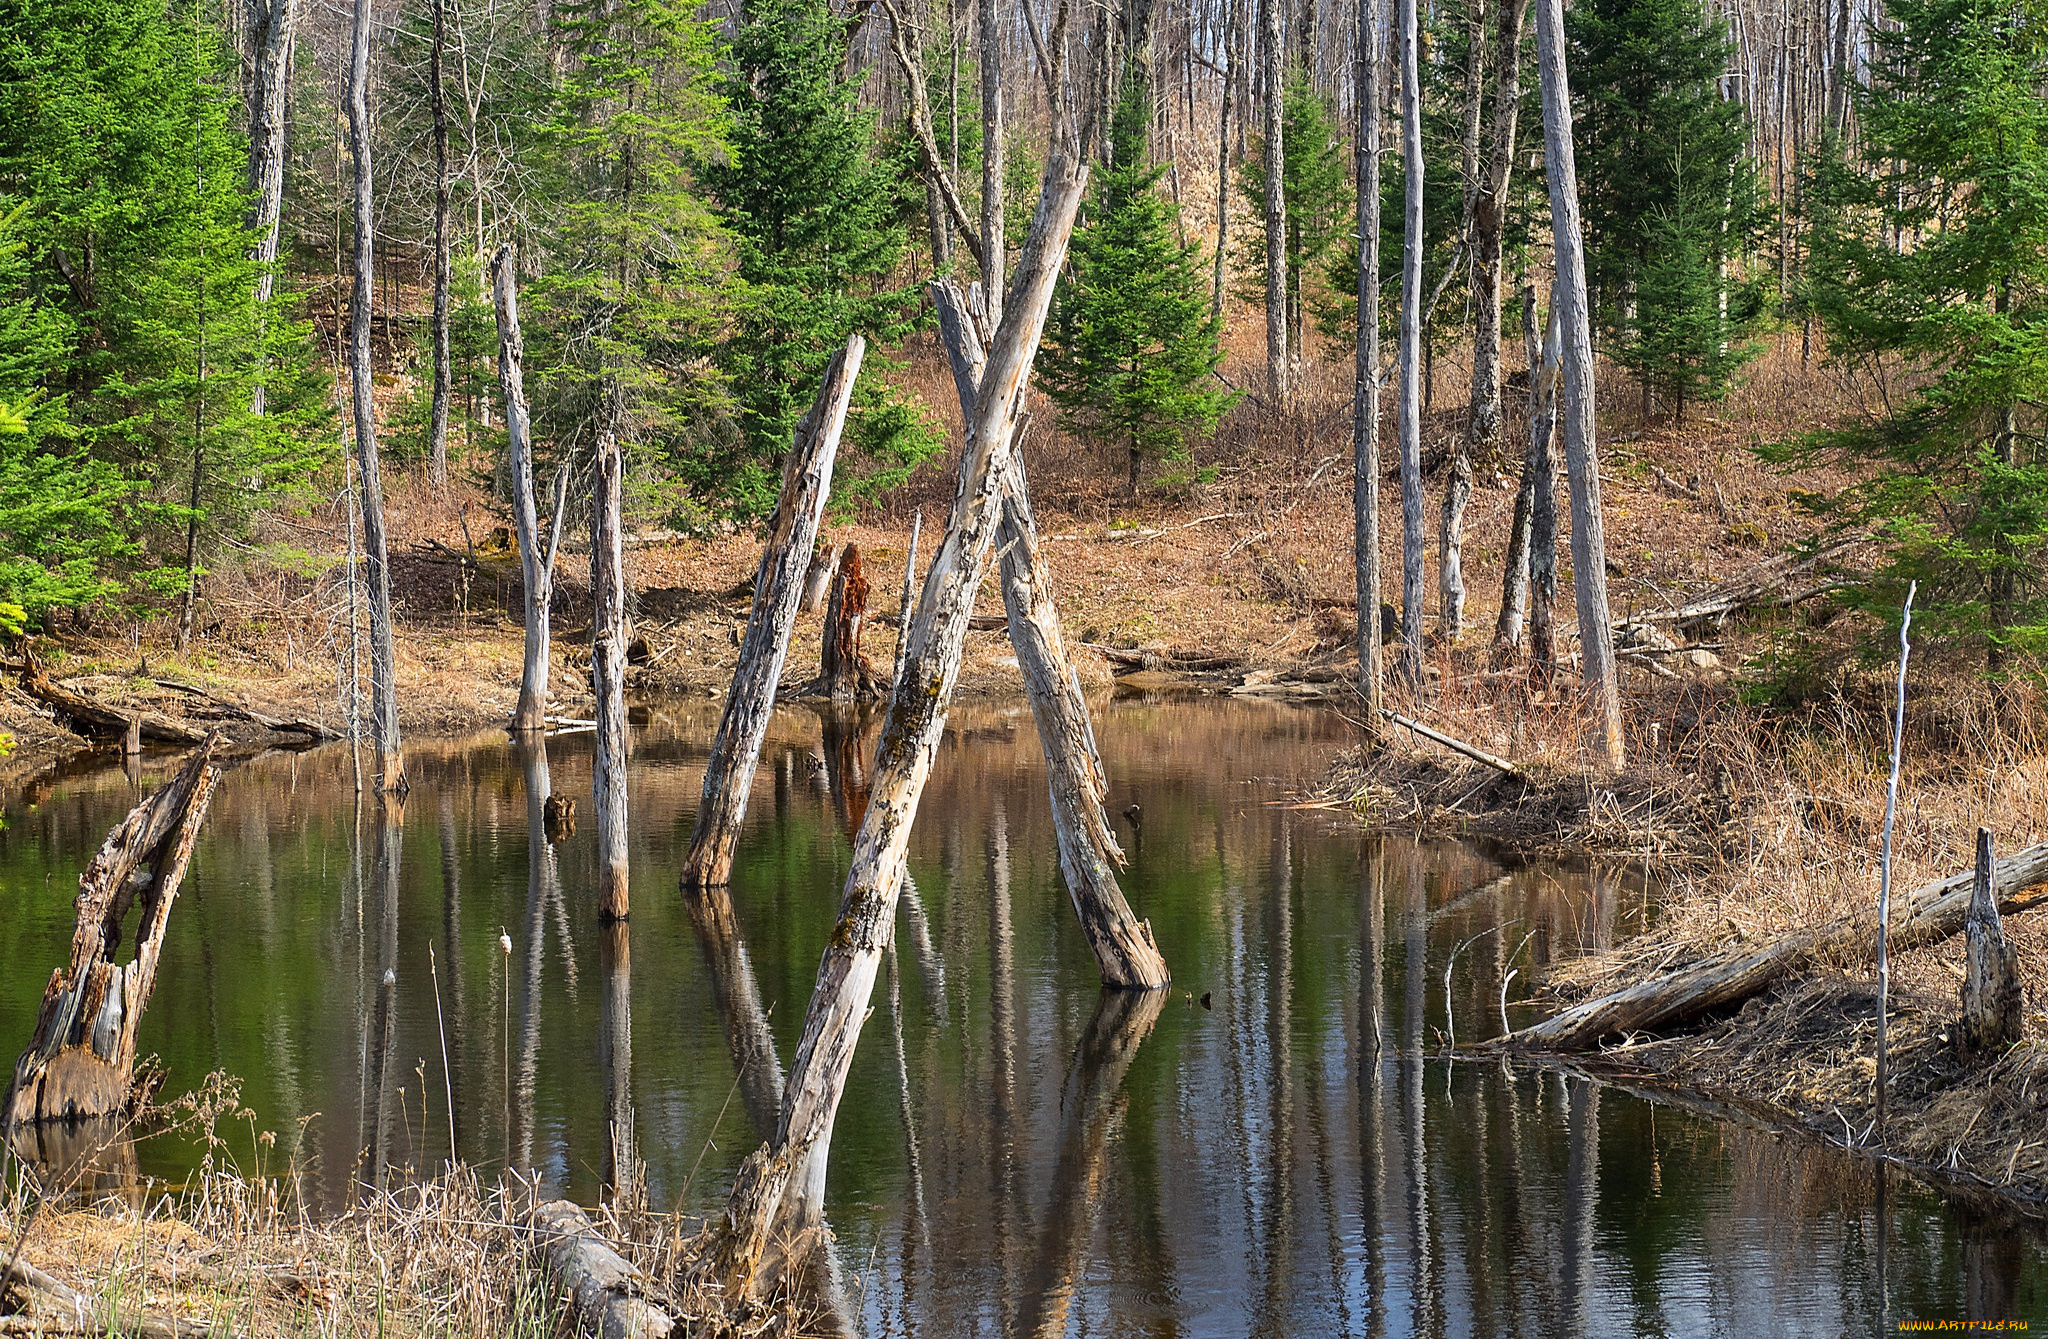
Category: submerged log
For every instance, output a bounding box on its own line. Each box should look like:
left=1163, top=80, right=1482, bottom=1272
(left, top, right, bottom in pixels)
left=6, top=737, right=220, bottom=1126
left=1960, top=827, right=2023, bottom=1061
left=525, top=1199, right=673, bottom=1339
left=931, top=277, right=1168, bottom=989
left=1510, top=840, right=2048, bottom=1051
left=681, top=338, right=863, bottom=890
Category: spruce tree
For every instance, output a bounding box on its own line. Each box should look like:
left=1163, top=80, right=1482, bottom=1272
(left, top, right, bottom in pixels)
left=703, top=0, right=939, bottom=519
left=1042, top=72, right=1235, bottom=496
left=1235, top=69, right=1350, bottom=355
left=1768, top=0, right=2048, bottom=677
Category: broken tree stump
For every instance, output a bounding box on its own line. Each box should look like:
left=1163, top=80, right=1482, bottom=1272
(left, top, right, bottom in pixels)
left=6, top=736, right=220, bottom=1127
left=818, top=544, right=882, bottom=704
left=1961, top=827, right=2023, bottom=1061
left=681, top=338, right=863, bottom=890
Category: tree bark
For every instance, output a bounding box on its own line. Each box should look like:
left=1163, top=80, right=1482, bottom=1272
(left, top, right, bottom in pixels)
left=819, top=544, right=882, bottom=703
left=429, top=0, right=452, bottom=489
left=1960, top=827, right=2022, bottom=1061
left=700, top=152, right=1087, bottom=1305
left=1260, top=0, right=1289, bottom=399
left=1355, top=0, right=1384, bottom=726
left=980, top=0, right=1006, bottom=327
left=493, top=246, right=565, bottom=735
left=1533, top=0, right=1625, bottom=771
left=1210, top=0, right=1236, bottom=323
left=931, top=278, right=1171, bottom=988
left=592, top=429, right=630, bottom=920
left=681, top=339, right=862, bottom=889
left=1435, top=0, right=1492, bottom=640
left=1496, top=289, right=1560, bottom=667
left=245, top=0, right=293, bottom=419
left=1396, top=0, right=1426, bottom=682
left=876, top=0, right=988, bottom=274
left=7, top=737, right=219, bottom=1127
left=349, top=0, right=406, bottom=793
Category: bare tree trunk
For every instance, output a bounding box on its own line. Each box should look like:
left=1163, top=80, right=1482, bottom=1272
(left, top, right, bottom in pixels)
left=1464, top=0, right=1529, bottom=503
left=1826, top=0, right=1852, bottom=134
left=1395, top=0, right=1426, bottom=682
left=1960, top=827, right=2022, bottom=1061
left=1494, top=284, right=1560, bottom=662
left=349, top=0, right=405, bottom=793
left=981, top=0, right=1006, bottom=325
left=878, top=0, right=988, bottom=273
left=429, top=0, right=452, bottom=489
left=700, top=153, right=1088, bottom=1305
left=1435, top=0, right=1491, bottom=639
left=245, top=0, right=293, bottom=419
left=931, top=279, right=1171, bottom=988
left=1210, top=0, right=1236, bottom=323
left=1533, top=0, right=1624, bottom=770
left=493, top=246, right=566, bottom=735
left=1354, top=0, right=1384, bottom=726
left=1260, top=0, right=1289, bottom=399
left=819, top=545, right=882, bottom=703
left=591, top=429, right=630, bottom=920
left=682, top=341, right=860, bottom=889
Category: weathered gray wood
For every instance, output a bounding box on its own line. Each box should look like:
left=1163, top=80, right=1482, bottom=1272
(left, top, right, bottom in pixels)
left=1618, top=538, right=1860, bottom=633
left=979, top=0, right=1004, bottom=329
left=702, top=152, right=1089, bottom=1304
left=493, top=246, right=551, bottom=734
left=889, top=513, right=922, bottom=697
left=244, top=0, right=293, bottom=420
left=6, top=737, right=219, bottom=1127
left=682, top=339, right=862, bottom=889
left=931, top=278, right=1169, bottom=988
left=801, top=544, right=842, bottom=616
left=1961, top=827, right=2022, bottom=1060
left=1496, top=290, right=1561, bottom=666
left=591, top=428, right=630, bottom=921
left=1259, top=0, right=1288, bottom=398
left=347, top=0, right=404, bottom=792
left=1534, top=0, right=1624, bottom=770
left=427, top=0, right=451, bottom=488
left=1510, top=842, right=2048, bottom=1051
left=526, top=1199, right=673, bottom=1339
left=1383, top=709, right=1520, bottom=776
left=1396, top=0, right=1427, bottom=682
left=20, top=650, right=205, bottom=746
left=1353, top=0, right=1384, bottom=727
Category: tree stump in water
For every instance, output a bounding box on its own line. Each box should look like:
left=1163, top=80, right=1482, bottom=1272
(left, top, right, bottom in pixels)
left=6, top=736, right=220, bottom=1128
left=819, top=544, right=882, bottom=704
left=1961, top=827, right=2023, bottom=1062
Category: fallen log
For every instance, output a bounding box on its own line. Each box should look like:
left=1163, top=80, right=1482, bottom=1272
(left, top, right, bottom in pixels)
left=150, top=679, right=337, bottom=740
left=21, top=651, right=204, bottom=746
left=1615, top=537, right=1859, bottom=634
left=6, top=736, right=220, bottom=1126
left=524, top=1199, right=672, bottom=1339
left=0, top=1254, right=229, bottom=1339
left=1508, top=841, right=2048, bottom=1051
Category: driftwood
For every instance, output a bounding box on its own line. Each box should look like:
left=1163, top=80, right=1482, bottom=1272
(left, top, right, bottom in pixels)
left=524, top=1199, right=673, bottom=1339
left=1510, top=841, right=2048, bottom=1051
left=1616, top=538, right=1858, bottom=634
left=1960, top=828, right=2023, bottom=1061
left=21, top=652, right=204, bottom=746
left=932, top=277, right=1168, bottom=989
left=681, top=338, right=862, bottom=889
left=6, top=737, right=220, bottom=1126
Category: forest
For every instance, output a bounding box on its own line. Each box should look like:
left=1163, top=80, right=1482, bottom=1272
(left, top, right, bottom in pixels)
left=2, top=0, right=2048, bottom=1327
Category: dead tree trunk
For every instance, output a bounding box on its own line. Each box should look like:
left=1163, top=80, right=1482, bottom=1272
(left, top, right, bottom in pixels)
left=819, top=545, right=882, bottom=703
left=681, top=339, right=862, bottom=889
left=349, top=0, right=405, bottom=792
left=1396, top=0, right=1427, bottom=681
left=1466, top=0, right=1527, bottom=463
left=245, top=0, right=293, bottom=418
left=6, top=737, right=220, bottom=1127
left=1436, top=0, right=1490, bottom=640
left=801, top=545, right=842, bottom=615
left=1354, top=0, right=1385, bottom=727
left=428, top=0, right=453, bottom=490
left=700, top=152, right=1088, bottom=1305
left=876, top=0, right=988, bottom=274
left=980, top=0, right=1006, bottom=327
left=931, top=278, right=1171, bottom=988
left=1260, top=0, right=1289, bottom=399
left=1534, top=0, right=1624, bottom=770
left=1495, top=288, right=1560, bottom=665
left=1961, top=827, right=2023, bottom=1061
left=493, top=246, right=568, bottom=734
left=592, top=429, right=630, bottom=921
left=1210, top=0, right=1237, bottom=323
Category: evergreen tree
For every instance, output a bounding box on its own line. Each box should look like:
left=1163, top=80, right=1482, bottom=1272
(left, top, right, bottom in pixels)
left=1042, top=73, right=1235, bottom=496
left=1767, top=0, right=2048, bottom=677
left=1235, top=69, right=1349, bottom=357
left=1568, top=0, right=1770, bottom=411
left=703, top=0, right=939, bottom=519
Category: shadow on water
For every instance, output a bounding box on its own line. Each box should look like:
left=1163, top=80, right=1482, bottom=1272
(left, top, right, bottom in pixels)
left=4, top=698, right=2046, bottom=1334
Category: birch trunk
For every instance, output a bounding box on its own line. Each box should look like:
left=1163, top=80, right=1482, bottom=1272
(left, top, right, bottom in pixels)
left=591, top=429, right=630, bottom=920
left=348, top=0, right=405, bottom=793
left=1535, top=0, right=1625, bottom=770
left=1260, top=0, right=1289, bottom=399
left=702, top=153, right=1088, bottom=1302
left=980, top=0, right=1006, bottom=328
left=428, top=0, right=452, bottom=490
left=245, top=0, right=293, bottom=419
left=682, top=340, right=862, bottom=889
left=493, top=246, right=558, bottom=735
left=1396, top=0, right=1427, bottom=682
left=1465, top=0, right=1528, bottom=487
left=1210, top=0, right=1236, bottom=323
left=931, top=279, right=1170, bottom=988
left=1496, top=288, right=1561, bottom=666
left=1354, top=0, right=1384, bottom=726
left=1436, top=0, right=1491, bottom=639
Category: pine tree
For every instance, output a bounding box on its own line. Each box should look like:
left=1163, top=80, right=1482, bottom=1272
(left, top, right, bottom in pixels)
left=1042, top=72, right=1236, bottom=496
left=702, top=0, right=940, bottom=519
left=1768, top=0, right=2048, bottom=678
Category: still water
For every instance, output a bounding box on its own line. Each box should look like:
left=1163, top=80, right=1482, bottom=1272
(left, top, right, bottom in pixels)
left=3, top=698, right=2043, bottom=1335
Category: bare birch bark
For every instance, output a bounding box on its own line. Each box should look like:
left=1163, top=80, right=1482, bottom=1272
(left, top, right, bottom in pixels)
left=1534, top=0, right=1625, bottom=770
left=1435, top=0, right=1490, bottom=639
left=1463, top=0, right=1529, bottom=522
left=1354, top=0, right=1384, bottom=727
left=245, top=0, right=293, bottom=419
left=682, top=340, right=862, bottom=889
left=349, top=0, right=405, bottom=793
left=1260, top=0, right=1289, bottom=398
left=1495, top=288, right=1560, bottom=665
left=981, top=0, right=1006, bottom=326
left=429, top=0, right=452, bottom=489
left=1395, top=0, right=1426, bottom=682
left=701, top=153, right=1088, bottom=1302
left=1210, top=0, right=1236, bottom=323
left=592, top=429, right=630, bottom=920
left=931, top=278, right=1171, bottom=988
left=493, top=246, right=564, bottom=735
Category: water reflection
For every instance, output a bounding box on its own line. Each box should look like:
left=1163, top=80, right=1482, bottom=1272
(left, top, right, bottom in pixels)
left=3, top=699, right=2044, bottom=1335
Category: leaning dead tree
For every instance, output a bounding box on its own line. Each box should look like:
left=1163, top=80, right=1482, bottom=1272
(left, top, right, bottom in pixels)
left=699, top=150, right=1089, bottom=1305
left=592, top=428, right=630, bottom=920
left=931, top=277, right=1169, bottom=989
left=7, top=738, right=220, bottom=1127
left=681, top=338, right=863, bottom=889
left=493, top=245, right=572, bottom=734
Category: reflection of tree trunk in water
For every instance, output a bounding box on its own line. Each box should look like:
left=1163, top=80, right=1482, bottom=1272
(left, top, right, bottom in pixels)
left=1963, top=1209, right=2019, bottom=1323
left=817, top=706, right=871, bottom=838
left=682, top=881, right=786, bottom=1140
left=512, top=737, right=554, bottom=1172
left=1013, top=988, right=1169, bottom=1339
left=1253, top=820, right=1296, bottom=1337
left=1586, top=865, right=1617, bottom=956
left=437, top=793, right=466, bottom=1143
left=886, top=942, right=930, bottom=1262
left=1497, top=1059, right=1538, bottom=1333
left=365, top=799, right=403, bottom=1194
left=1561, top=1078, right=1599, bottom=1338
left=987, top=798, right=1021, bottom=1331
left=600, top=920, right=636, bottom=1204
left=1402, top=850, right=1436, bottom=1338
left=1360, top=841, right=1388, bottom=1337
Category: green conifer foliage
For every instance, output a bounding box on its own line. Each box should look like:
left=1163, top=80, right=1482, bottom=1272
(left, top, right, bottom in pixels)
left=1768, top=0, right=2048, bottom=675
left=1042, top=73, right=1235, bottom=496
left=703, top=0, right=939, bottom=518
left=1235, top=69, right=1350, bottom=348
